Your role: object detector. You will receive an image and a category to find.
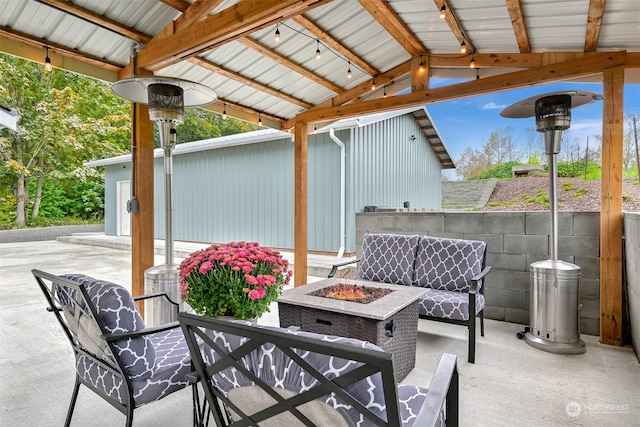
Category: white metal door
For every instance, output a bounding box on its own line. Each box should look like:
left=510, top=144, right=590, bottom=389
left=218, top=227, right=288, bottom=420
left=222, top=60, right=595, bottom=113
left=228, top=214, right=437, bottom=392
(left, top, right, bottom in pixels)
left=117, top=180, right=131, bottom=236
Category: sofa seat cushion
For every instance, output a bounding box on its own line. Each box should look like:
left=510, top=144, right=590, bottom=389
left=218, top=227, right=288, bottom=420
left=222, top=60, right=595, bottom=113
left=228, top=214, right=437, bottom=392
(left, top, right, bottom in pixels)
left=75, top=328, right=191, bottom=406
left=418, top=289, right=485, bottom=321
left=358, top=233, right=420, bottom=286
left=414, top=236, right=486, bottom=292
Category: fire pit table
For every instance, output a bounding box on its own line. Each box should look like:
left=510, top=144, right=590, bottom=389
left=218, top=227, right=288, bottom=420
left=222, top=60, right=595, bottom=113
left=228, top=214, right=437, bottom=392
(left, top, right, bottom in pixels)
left=277, top=278, right=428, bottom=381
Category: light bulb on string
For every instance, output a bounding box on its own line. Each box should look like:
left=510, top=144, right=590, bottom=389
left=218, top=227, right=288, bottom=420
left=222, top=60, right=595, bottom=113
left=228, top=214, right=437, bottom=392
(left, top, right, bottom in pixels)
left=383, top=86, right=387, bottom=98
left=44, top=46, right=52, bottom=72
left=258, top=113, right=262, bottom=126
left=476, top=68, right=480, bottom=80
left=315, top=40, right=321, bottom=59
left=439, top=4, right=446, bottom=19
left=347, top=61, right=352, bottom=79
left=274, top=23, right=280, bottom=42
left=460, top=40, right=467, bottom=54
left=469, top=57, right=475, bottom=69
left=419, top=55, right=425, bottom=72
left=371, top=79, right=376, bottom=91
left=222, top=103, right=227, bottom=120
left=313, top=125, right=317, bottom=134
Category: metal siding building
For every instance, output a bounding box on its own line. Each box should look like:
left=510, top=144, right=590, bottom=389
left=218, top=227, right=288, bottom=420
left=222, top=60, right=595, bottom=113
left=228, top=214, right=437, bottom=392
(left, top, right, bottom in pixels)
left=92, top=108, right=452, bottom=254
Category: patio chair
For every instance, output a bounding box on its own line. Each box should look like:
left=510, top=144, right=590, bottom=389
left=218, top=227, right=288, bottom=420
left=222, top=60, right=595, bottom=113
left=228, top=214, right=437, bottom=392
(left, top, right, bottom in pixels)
left=33, top=269, right=195, bottom=427
left=179, top=312, right=459, bottom=427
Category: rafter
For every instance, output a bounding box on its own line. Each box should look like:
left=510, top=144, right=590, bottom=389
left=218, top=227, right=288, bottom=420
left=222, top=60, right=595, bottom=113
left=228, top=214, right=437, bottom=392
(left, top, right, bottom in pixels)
left=505, top=0, right=531, bottom=53
left=358, top=0, right=427, bottom=56
left=38, top=0, right=152, bottom=44
left=173, top=0, right=225, bottom=33
left=201, top=99, right=284, bottom=127
left=585, top=0, right=606, bottom=52
left=291, top=14, right=379, bottom=76
left=137, top=0, right=328, bottom=71
left=238, top=37, right=343, bottom=94
left=160, top=0, right=191, bottom=12
left=294, top=52, right=630, bottom=125
left=189, top=56, right=313, bottom=109
left=434, top=0, right=476, bottom=54
left=0, top=25, right=122, bottom=73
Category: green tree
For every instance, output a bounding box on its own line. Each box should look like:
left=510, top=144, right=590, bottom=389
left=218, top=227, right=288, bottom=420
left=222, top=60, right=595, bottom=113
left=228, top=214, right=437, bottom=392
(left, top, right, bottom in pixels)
left=0, top=53, right=129, bottom=227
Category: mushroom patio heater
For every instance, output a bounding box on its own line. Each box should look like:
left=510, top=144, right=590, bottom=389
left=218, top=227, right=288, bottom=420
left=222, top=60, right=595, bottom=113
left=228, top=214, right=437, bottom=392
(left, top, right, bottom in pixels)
left=112, top=77, right=216, bottom=326
left=501, top=90, right=602, bottom=354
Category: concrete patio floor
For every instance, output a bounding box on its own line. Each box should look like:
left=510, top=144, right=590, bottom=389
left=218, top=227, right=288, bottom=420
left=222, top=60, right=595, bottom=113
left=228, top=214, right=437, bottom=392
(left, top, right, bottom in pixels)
left=1, top=236, right=638, bottom=426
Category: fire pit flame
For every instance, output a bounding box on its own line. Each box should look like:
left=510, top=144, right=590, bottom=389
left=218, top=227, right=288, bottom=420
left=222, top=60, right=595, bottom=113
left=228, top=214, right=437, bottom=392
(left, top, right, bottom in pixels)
left=309, top=283, right=393, bottom=304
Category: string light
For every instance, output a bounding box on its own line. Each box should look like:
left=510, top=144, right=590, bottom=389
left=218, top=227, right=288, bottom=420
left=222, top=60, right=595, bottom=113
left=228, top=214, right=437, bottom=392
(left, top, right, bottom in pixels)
left=258, top=113, right=262, bottom=126
left=476, top=68, right=480, bottom=80
left=383, top=86, right=387, bottom=98
left=347, top=61, right=352, bottom=79
left=44, top=46, right=52, bottom=72
left=469, top=56, right=475, bottom=69
left=439, top=4, right=446, bottom=19
left=222, top=103, right=227, bottom=120
left=419, top=55, right=425, bottom=72
left=274, top=23, right=280, bottom=42
left=313, top=125, right=317, bottom=134
left=315, top=40, right=321, bottom=59
left=460, top=40, right=467, bottom=54
left=371, top=79, right=376, bottom=91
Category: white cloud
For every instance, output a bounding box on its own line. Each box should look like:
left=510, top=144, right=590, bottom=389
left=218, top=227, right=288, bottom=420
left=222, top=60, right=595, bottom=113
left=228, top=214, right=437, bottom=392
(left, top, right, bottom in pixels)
left=480, top=102, right=507, bottom=110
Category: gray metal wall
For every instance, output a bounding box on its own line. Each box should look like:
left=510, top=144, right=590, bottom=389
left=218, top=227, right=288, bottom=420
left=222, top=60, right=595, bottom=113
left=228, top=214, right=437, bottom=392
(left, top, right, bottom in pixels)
left=104, top=163, right=132, bottom=236
left=101, top=112, right=445, bottom=253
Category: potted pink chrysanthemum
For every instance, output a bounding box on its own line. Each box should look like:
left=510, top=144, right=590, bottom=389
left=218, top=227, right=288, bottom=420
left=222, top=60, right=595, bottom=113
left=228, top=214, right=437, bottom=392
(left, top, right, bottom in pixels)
left=179, top=241, right=292, bottom=320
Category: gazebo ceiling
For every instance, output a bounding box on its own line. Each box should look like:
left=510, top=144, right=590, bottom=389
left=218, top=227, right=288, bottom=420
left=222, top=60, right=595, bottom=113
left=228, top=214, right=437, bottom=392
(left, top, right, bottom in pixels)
left=0, top=0, right=638, bottom=128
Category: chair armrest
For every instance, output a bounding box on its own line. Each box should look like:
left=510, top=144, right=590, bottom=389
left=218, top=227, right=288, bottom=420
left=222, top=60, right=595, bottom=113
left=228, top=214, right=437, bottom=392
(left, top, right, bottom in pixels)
left=328, top=257, right=361, bottom=278
left=133, top=292, right=179, bottom=307
left=102, top=321, right=181, bottom=341
left=413, top=353, right=459, bottom=427
left=469, top=266, right=492, bottom=293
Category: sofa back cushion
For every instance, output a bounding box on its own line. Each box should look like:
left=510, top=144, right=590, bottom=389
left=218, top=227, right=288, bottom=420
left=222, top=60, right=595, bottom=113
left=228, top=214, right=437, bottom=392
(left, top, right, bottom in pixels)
left=358, top=233, right=420, bottom=286
left=414, top=236, right=486, bottom=292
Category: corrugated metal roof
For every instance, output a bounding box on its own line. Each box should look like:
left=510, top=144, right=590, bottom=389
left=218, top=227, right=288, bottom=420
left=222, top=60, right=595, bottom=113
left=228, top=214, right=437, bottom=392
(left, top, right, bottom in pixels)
left=1, top=0, right=638, bottom=133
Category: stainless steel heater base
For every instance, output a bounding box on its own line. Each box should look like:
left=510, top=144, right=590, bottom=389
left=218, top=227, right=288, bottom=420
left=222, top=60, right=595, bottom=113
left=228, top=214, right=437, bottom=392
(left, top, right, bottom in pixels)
left=524, top=332, right=586, bottom=354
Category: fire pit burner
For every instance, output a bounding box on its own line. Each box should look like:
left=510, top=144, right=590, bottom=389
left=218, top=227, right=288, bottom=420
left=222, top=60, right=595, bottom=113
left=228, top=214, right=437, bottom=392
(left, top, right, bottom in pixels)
left=309, top=283, right=393, bottom=304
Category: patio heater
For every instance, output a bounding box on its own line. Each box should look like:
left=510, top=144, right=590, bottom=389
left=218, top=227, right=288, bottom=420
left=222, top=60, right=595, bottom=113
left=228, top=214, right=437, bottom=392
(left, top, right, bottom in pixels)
left=112, top=76, right=216, bottom=326
left=501, top=90, right=602, bottom=354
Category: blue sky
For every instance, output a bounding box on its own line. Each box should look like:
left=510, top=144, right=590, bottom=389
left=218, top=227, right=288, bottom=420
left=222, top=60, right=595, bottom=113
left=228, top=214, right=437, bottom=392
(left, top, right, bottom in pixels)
left=424, top=80, right=640, bottom=179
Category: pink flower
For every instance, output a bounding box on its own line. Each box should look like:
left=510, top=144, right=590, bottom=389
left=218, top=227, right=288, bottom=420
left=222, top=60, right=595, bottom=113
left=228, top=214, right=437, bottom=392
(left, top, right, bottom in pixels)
left=199, top=261, right=213, bottom=275
left=245, top=275, right=258, bottom=285
left=248, top=287, right=266, bottom=300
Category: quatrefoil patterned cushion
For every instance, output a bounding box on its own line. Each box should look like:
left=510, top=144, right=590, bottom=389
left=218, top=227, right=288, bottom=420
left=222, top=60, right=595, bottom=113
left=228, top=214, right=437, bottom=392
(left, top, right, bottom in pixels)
left=60, top=274, right=156, bottom=381
left=358, top=233, right=420, bottom=286
left=413, top=236, right=486, bottom=292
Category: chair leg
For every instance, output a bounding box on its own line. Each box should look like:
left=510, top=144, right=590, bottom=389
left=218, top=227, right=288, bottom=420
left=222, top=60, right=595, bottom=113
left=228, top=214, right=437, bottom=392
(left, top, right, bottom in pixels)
left=480, top=309, right=485, bottom=337
left=468, top=315, right=476, bottom=364
left=64, top=378, right=81, bottom=427
left=125, top=407, right=133, bottom=427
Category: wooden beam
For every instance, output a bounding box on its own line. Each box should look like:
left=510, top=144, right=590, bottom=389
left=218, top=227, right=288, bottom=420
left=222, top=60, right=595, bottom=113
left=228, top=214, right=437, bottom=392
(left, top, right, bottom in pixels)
left=294, top=52, right=629, bottom=124
left=39, top=0, right=152, bottom=44
left=600, top=66, right=624, bottom=345
left=435, top=0, right=476, bottom=54
left=411, top=55, right=429, bottom=91
left=292, top=14, right=379, bottom=76
left=293, top=122, right=308, bottom=287
left=238, top=37, right=343, bottom=94
left=358, top=0, right=428, bottom=56
left=174, top=0, right=225, bottom=32
left=137, top=0, right=327, bottom=71
left=200, top=100, right=284, bottom=128
left=0, top=26, right=122, bottom=74
left=505, top=0, right=531, bottom=53
left=131, top=102, right=155, bottom=309
left=160, top=0, right=191, bottom=12
left=585, top=0, right=607, bottom=52
left=189, top=56, right=313, bottom=109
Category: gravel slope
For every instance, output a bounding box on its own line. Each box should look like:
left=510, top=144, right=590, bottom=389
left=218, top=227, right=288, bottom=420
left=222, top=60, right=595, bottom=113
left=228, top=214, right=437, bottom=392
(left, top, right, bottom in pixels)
left=480, top=177, right=640, bottom=212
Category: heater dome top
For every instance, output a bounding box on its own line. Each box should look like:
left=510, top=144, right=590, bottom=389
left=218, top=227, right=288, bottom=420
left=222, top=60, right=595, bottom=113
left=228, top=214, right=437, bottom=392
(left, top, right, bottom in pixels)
left=111, top=76, right=217, bottom=107
left=500, top=90, right=602, bottom=119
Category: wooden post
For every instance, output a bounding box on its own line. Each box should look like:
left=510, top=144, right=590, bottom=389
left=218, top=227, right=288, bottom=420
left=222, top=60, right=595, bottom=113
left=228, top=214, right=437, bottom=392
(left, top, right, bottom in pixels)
left=294, top=122, right=308, bottom=287
left=600, top=67, right=624, bottom=345
left=131, top=102, right=155, bottom=311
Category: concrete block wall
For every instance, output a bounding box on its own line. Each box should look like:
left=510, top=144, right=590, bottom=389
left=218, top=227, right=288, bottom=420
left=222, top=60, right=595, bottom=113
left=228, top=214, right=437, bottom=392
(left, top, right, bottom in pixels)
left=356, top=211, right=601, bottom=336
left=624, top=212, right=640, bottom=362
